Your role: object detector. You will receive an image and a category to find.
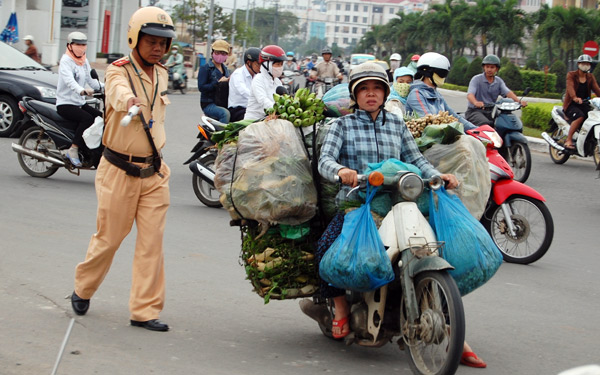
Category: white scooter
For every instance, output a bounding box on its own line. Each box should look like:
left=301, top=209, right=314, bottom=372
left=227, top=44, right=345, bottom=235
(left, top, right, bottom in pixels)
left=542, top=98, right=600, bottom=169
left=301, top=171, right=466, bottom=375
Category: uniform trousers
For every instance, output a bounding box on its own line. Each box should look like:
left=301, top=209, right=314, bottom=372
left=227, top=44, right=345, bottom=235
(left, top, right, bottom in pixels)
left=74, top=156, right=170, bottom=321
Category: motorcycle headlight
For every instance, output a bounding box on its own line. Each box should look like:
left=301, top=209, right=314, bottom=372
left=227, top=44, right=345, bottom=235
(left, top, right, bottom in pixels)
left=483, top=130, right=503, bottom=148
left=498, top=101, right=519, bottom=111
left=35, top=85, right=56, bottom=99
left=397, top=173, right=423, bottom=201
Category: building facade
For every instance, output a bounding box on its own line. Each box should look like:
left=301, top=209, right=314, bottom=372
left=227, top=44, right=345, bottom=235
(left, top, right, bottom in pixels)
left=0, top=0, right=138, bottom=65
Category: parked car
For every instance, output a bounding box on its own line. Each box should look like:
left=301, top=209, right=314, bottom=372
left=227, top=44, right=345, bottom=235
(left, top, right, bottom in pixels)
left=0, top=41, right=58, bottom=137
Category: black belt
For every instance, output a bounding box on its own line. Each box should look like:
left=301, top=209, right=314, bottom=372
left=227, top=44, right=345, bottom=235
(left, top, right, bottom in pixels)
left=103, top=148, right=158, bottom=179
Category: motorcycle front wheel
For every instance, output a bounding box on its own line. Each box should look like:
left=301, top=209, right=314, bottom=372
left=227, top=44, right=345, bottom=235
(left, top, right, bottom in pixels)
left=594, top=141, right=600, bottom=168
left=548, top=126, right=570, bottom=164
left=402, top=271, right=465, bottom=375
left=509, top=142, right=531, bottom=183
left=17, top=126, right=60, bottom=178
left=192, top=154, right=222, bottom=208
left=483, top=195, right=554, bottom=264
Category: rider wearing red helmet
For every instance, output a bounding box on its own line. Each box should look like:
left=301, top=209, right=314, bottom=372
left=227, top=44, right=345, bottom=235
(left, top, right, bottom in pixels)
left=244, top=45, right=287, bottom=120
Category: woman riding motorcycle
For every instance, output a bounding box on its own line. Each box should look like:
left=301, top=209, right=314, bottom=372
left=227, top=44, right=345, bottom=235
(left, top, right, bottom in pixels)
left=405, top=52, right=475, bottom=131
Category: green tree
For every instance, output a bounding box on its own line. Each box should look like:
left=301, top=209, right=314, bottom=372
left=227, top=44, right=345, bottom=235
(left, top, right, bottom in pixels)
left=525, top=58, right=539, bottom=70
left=466, top=56, right=483, bottom=84
left=468, top=0, right=501, bottom=56
left=498, top=61, right=523, bottom=90
left=447, top=56, right=469, bottom=86
left=488, top=0, right=529, bottom=58
left=549, top=59, right=567, bottom=92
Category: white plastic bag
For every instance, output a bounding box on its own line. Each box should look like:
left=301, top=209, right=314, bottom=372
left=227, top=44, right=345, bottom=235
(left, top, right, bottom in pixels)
left=424, top=135, right=491, bottom=220
left=82, top=116, right=104, bottom=149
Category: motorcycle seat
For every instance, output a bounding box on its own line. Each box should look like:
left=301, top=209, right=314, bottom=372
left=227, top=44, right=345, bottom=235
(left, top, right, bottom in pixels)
left=29, top=100, right=70, bottom=123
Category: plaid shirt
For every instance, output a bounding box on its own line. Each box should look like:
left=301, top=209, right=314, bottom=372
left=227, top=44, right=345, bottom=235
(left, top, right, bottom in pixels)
left=318, top=109, right=440, bottom=205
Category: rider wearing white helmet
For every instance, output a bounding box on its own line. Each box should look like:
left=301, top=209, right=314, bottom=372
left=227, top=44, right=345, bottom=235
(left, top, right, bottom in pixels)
left=313, top=61, right=458, bottom=340
left=56, top=31, right=103, bottom=167
left=23, top=35, right=40, bottom=63
left=387, top=53, right=402, bottom=82
left=563, top=54, right=600, bottom=149
left=405, top=52, right=475, bottom=130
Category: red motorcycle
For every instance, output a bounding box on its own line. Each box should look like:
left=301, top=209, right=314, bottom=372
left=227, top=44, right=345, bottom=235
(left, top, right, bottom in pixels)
left=466, top=125, right=554, bottom=264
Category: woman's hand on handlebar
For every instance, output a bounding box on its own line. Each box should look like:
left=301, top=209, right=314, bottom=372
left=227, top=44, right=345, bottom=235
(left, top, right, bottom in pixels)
left=440, top=174, right=459, bottom=189
left=337, top=168, right=358, bottom=187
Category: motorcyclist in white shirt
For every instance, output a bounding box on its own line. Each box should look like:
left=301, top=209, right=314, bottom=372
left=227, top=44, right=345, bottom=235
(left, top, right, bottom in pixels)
left=228, top=47, right=261, bottom=122
left=243, top=45, right=286, bottom=121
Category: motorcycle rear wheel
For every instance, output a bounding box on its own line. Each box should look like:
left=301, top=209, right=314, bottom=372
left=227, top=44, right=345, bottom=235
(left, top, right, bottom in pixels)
left=17, top=126, right=59, bottom=178
left=548, top=126, right=570, bottom=164
left=483, top=195, right=554, bottom=264
left=509, top=142, right=531, bottom=183
left=192, top=154, right=222, bottom=208
left=594, top=142, right=600, bottom=168
left=402, top=271, right=465, bottom=375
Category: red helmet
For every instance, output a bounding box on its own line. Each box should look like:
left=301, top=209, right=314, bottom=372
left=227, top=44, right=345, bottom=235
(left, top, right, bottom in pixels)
left=259, top=45, right=286, bottom=64
left=411, top=54, right=421, bottom=61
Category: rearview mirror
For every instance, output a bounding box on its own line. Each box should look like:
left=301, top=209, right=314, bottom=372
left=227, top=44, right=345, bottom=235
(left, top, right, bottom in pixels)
left=90, top=69, right=99, bottom=80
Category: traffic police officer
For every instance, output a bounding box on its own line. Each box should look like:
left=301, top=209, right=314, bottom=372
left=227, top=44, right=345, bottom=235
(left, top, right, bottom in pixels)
left=71, top=6, right=176, bottom=332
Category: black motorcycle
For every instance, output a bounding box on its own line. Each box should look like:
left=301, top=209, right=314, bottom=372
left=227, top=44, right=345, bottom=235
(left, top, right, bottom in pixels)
left=183, top=115, right=225, bottom=207
left=11, top=70, right=104, bottom=178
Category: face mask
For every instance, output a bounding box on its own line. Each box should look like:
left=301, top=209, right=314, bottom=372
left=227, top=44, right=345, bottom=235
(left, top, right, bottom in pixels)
left=71, top=44, right=87, bottom=57
left=270, top=65, right=283, bottom=78
left=390, top=61, right=400, bottom=71
left=393, top=82, right=410, bottom=98
left=432, top=73, right=446, bottom=87
left=579, top=63, right=591, bottom=73
left=212, top=53, right=228, bottom=64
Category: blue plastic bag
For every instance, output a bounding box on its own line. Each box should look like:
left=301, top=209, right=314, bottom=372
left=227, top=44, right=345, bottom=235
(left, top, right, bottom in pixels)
left=319, top=184, right=395, bottom=292
left=429, top=187, right=503, bottom=296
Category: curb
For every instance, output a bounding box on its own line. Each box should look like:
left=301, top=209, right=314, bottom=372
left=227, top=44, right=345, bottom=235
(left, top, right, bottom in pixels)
left=526, top=136, right=548, bottom=153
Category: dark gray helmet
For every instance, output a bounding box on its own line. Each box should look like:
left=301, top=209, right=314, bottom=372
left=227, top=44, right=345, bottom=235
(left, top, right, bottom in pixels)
left=243, top=47, right=261, bottom=63
left=321, top=47, right=332, bottom=55
left=482, top=54, right=501, bottom=68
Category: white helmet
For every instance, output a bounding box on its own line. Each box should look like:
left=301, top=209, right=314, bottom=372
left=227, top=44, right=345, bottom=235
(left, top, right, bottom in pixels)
left=416, top=52, right=450, bottom=80
left=23, top=35, right=34, bottom=42
left=390, top=53, right=401, bottom=61
left=348, top=62, right=390, bottom=101
left=67, top=31, right=87, bottom=45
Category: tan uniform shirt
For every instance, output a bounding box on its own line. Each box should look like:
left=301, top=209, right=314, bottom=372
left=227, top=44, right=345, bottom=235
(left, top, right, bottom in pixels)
left=103, top=55, right=170, bottom=157
left=315, top=61, right=340, bottom=79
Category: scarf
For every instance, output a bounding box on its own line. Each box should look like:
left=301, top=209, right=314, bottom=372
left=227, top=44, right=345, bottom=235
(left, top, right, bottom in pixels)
left=66, top=45, right=86, bottom=66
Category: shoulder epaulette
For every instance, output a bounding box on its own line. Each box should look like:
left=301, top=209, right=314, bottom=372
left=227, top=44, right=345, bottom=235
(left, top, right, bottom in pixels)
left=157, top=62, right=167, bottom=70
left=112, top=56, right=130, bottom=66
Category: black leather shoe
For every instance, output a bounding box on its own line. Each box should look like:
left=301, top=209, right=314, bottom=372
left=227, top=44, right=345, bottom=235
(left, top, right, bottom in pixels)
left=71, top=291, right=90, bottom=316
left=130, top=319, right=169, bottom=332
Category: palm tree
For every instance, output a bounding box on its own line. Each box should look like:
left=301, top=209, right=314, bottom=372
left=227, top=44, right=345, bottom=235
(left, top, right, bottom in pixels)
left=467, top=0, right=502, bottom=56
left=489, top=0, right=529, bottom=58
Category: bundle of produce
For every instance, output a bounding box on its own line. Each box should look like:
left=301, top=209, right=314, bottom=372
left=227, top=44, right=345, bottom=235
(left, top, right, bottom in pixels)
left=242, top=225, right=319, bottom=303
left=210, top=119, right=254, bottom=148
left=265, top=87, right=326, bottom=128
left=213, top=119, right=318, bottom=234
left=404, top=111, right=459, bottom=139
left=424, top=135, right=491, bottom=220
left=321, top=83, right=353, bottom=117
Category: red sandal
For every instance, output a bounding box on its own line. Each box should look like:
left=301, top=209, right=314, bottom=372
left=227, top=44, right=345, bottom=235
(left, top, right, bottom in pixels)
left=332, top=316, right=350, bottom=339
left=460, top=351, right=487, bottom=368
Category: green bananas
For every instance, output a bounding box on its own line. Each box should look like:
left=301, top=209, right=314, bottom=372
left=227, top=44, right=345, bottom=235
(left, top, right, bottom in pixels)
left=266, top=87, right=326, bottom=127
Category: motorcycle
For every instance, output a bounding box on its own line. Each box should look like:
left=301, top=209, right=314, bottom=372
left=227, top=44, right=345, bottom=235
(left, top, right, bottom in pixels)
left=542, top=98, right=600, bottom=168
left=477, top=87, right=532, bottom=183
left=168, top=66, right=187, bottom=94
left=297, top=171, right=465, bottom=375
left=311, top=77, right=339, bottom=99
left=281, top=70, right=300, bottom=96
left=467, top=125, right=554, bottom=264
left=183, top=115, right=225, bottom=208
left=11, top=69, right=104, bottom=178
